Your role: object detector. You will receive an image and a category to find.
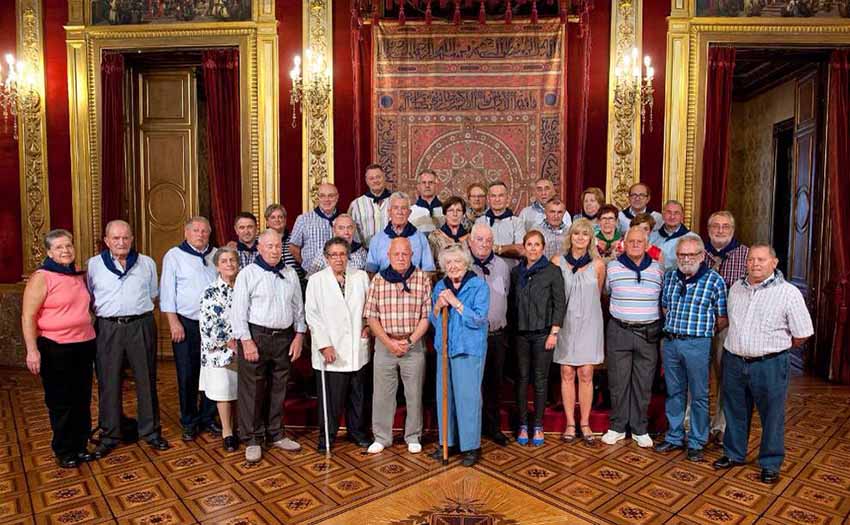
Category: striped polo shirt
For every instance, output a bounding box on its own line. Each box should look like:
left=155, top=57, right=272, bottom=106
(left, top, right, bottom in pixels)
left=606, top=258, right=664, bottom=323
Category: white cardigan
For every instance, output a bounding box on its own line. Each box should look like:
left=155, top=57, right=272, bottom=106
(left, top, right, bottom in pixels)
left=305, top=266, right=371, bottom=372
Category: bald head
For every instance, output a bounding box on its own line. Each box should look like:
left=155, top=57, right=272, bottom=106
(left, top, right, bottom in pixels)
left=103, top=220, right=134, bottom=258
left=387, top=237, right=413, bottom=273
left=257, top=228, right=283, bottom=265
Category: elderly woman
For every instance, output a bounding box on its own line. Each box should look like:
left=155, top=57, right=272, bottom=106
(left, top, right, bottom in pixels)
left=595, top=204, right=623, bottom=260
left=199, top=247, right=240, bottom=452
left=551, top=219, right=606, bottom=444
left=264, top=203, right=304, bottom=280
left=305, top=237, right=372, bottom=452
left=428, top=196, right=469, bottom=269
left=509, top=230, right=566, bottom=447
left=429, top=244, right=490, bottom=466
left=22, top=230, right=96, bottom=468
left=574, top=187, right=605, bottom=226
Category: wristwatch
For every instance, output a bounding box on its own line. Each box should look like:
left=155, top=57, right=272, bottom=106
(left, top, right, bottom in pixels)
left=406, top=337, right=414, bottom=346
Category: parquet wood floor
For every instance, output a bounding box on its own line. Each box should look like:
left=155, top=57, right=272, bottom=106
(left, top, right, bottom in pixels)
left=2, top=364, right=850, bottom=524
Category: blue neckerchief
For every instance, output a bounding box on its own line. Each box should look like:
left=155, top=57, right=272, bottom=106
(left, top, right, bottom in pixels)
left=617, top=253, right=653, bottom=283
left=582, top=210, right=599, bottom=221
left=517, top=256, right=550, bottom=288
left=315, top=207, right=339, bottom=227
left=565, top=251, right=592, bottom=274
left=705, top=237, right=740, bottom=262
left=621, top=207, right=655, bottom=220
left=471, top=252, right=494, bottom=276
left=236, top=240, right=257, bottom=253
left=439, top=223, right=467, bottom=242
left=384, top=222, right=418, bottom=239
left=443, top=270, right=476, bottom=297
left=100, top=249, right=138, bottom=279
left=350, top=241, right=362, bottom=253
left=485, top=208, right=514, bottom=227
left=178, top=241, right=213, bottom=266
left=254, top=255, right=287, bottom=279
left=658, top=224, right=690, bottom=240
left=365, top=188, right=391, bottom=204
left=40, top=257, right=83, bottom=275
left=532, top=200, right=546, bottom=213
left=415, top=196, right=442, bottom=216
left=380, top=265, right=416, bottom=293
left=675, top=262, right=709, bottom=295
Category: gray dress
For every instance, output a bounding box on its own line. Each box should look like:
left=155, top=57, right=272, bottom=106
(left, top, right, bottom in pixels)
left=554, top=258, right=605, bottom=366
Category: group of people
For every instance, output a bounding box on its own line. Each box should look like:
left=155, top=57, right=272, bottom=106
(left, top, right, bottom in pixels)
left=23, top=163, right=813, bottom=482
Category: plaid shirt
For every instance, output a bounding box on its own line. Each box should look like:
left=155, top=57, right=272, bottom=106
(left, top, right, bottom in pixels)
left=364, top=268, right=432, bottom=337
left=237, top=245, right=258, bottom=269
left=704, top=241, right=749, bottom=290
left=290, top=209, right=336, bottom=274
left=661, top=268, right=728, bottom=338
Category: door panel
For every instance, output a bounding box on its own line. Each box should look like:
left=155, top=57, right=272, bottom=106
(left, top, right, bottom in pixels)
left=789, top=72, right=817, bottom=300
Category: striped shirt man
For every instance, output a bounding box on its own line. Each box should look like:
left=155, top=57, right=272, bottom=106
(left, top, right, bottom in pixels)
left=661, top=266, right=728, bottom=338
left=606, top=257, right=664, bottom=323
left=348, top=193, right=390, bottom=249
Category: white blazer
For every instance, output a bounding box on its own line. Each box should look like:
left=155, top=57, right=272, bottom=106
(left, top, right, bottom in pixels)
left=305, top=266, right=371, bottom=373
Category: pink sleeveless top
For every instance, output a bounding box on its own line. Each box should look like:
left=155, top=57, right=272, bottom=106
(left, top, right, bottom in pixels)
left=36, top=270, right=96, bottom=344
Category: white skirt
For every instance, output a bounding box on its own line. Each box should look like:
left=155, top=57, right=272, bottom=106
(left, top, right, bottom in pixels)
left=199, top=366, right=237, bottom=402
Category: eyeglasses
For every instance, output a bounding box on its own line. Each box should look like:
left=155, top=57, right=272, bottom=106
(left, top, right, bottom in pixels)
left=600, top=216, right=617, bottom=221
left=708, top=224, right=733, bottom=231
left=629, top=193, right=648, bottom=198
left=326, top=252, right=348, bottom=259
left=677, top=252, right=703, bottom=260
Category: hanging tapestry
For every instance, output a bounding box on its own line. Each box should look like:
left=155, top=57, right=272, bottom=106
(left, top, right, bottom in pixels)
left=373, top=21, right=565, bottom=210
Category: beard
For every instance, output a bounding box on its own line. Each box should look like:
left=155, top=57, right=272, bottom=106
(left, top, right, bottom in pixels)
left=678, top=261, right=701, bottom=275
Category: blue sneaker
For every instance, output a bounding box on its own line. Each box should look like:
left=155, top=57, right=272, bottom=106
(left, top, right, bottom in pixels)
left=532, top=426, right=545, bottom=447
left=516, top=425, right=529, bottom=446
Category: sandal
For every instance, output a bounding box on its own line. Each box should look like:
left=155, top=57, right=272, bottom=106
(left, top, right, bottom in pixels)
left=561, top=425, right=577, bottom=443
left=517, top=425, right=529, bottom=446
left=581, top=424, right=597, bottom=444
left=532, top=426, right=545, bottom=447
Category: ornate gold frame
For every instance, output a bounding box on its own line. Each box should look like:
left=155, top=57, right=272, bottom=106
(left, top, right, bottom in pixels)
left=664, top=3, right=850, bottom=228
left=64, top=0, right=279, bottom=264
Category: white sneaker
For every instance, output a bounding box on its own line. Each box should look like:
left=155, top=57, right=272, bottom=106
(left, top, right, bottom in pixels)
left=245, top=445, right=262, bottom=463
left=407, top=442, right=422, bottom=454
left=271, top=437, right=301, bottom=452
left=601, top=430, right=626, bottom=445
left=366, top=442, right=385, bottom=454
left=632, top=433, right=654, bottom=448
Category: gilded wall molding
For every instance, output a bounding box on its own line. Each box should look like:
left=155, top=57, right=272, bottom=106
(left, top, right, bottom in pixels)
left=605, top=0, right=643, bottom=210
left=301, top=0, right=335, bottom=212
left=17, top=0, right=51, bottom=276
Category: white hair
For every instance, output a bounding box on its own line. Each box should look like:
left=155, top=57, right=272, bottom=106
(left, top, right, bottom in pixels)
left=438, top=244, right=472, bottom=273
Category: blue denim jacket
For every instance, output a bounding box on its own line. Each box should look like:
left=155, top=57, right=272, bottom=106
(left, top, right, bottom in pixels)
left=429, top=275, right=490, bottom=358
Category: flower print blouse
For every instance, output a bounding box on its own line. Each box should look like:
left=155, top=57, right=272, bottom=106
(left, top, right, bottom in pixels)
left=200, top=276, right=235, bottom=368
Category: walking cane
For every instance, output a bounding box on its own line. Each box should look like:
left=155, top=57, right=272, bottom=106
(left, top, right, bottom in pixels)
left=441, top=307, right=450, bottom=465
left=320, top=358, right=331, bottom=458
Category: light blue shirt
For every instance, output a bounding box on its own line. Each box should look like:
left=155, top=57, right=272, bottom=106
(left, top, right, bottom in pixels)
left=365, top=227, right=436, bottom=273
left=87, top=252, right=159, bottom=317
left=649, top=225, right=689, bottom=271
left=159, top=245, right=217, bottom=320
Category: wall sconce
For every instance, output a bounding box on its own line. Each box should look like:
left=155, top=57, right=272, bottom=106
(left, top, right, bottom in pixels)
left=289, top=48, right=332, bottom=129
left=614, top=47, right=655, bottom=133
left=0, top=53, right=38, bottom=140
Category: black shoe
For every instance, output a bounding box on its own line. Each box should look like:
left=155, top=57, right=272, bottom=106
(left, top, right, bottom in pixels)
left=430, top=446, right=458, bottom=461
left=461, top=449, right=480, bottom=467
left=223, top=435, right=239, bottom=452
left=760, top=469, right=780, bottom=484
left=58, top=455, right=80, bottom=469
left=686, top=448, right=704, bottom=462
left=146, top=437, right=171, bottom=451
left=654, top=441, right=683, bottom=453
left=712, top=456, right=746, bottom=470
left=490, top=431, right=509, bottom=447
left=181, top=427, right=197, bottom=441
left=93, top=442, right=116, bottom=460
left=204, top=422, right=222, bottom=436
left=347, top=436, right=372, bottom=448
left=76, top=449, right=96, bottom=463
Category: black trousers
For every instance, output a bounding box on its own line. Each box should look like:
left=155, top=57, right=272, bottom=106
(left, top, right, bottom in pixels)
left=315, top=365, right=369, bottom=446
left=238, top=324, right=293, bottom=446
left=482, top=330, right=507, bottom=435
left=96, top=314, right=161, bottom=445
left=39, top=337, right=96, bottom=459
left=515, top=330, right=552, bottom=428
left=172, top=315, right=217, bottom=431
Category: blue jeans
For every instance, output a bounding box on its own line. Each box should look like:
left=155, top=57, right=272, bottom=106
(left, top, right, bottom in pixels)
left=721, top=349, right=789, bottom=472
left=173, top=315, right=217, bottom=431
left=662, top=337, right=711, bottom=449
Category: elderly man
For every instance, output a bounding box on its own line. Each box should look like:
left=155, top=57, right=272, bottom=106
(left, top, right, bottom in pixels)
left=601, top=226, right=665, bottom=448
left=160, top=216, right=219, bottom=441
left=348, top=163, right=391, bottom=248
left=468, top=223, right=511, bottom=446
left=475, top=181, right=526, bottom=264
left=87, top=220, right=168, bottom=457
left=519, top=178, right=570, bottom=231
left=649, top=200, right=690, bottom=271
left=305, top=237, right=372, bottom=452
left=289, top=183, right=340, bottom=273
left=537, top=198, right=569, bottom=260
left=713, top=245, right=813, bottom=484
left=365, top=192, right=436, bottom=273
left=305, top=214, right=368, bottom=275
left=234, top=212, right=259, bottom=268
left=654, top=235, right=727, bottom=461
left=409, top=170, right=443, bottom=236
left=364, top=238, right=432, bottom=455
left=464, top=182, right=488, bottom=230
left=232, top=229, right=306, bottom=462
left=618, top=183, right=663, bottom=234
left=703, top=210, right=749, bottom=441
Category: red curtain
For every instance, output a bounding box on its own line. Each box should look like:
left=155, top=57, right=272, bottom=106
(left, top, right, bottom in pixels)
left=828, top=49, right=850, bottom=384
left=351, top=12, right=373, bottom=197
left=101, top=52, right=126, bottom=230
left=699, top=46, right=735, bottom=234
left=202, top=49, right=242, bottom=247
left=564, top=0, right=593, bottom=210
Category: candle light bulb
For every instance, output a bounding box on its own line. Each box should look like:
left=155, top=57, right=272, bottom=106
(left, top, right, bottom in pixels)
left=5, top=54, right=13, bottom=66
left=647, top=66, right=654, bottom=79
left=644, top=56, right=651, bottom=67
left=631, top=47, right=638, bottom=59
left=633, top=66, right=640, bottom=79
